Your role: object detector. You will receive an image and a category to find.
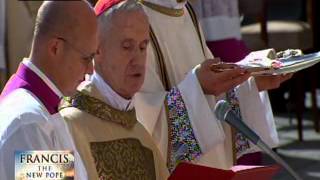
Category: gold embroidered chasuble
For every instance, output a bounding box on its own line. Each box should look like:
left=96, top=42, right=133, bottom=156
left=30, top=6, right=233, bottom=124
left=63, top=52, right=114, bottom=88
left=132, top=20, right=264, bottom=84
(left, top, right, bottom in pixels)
left=59, top=82, right=169, bottom=180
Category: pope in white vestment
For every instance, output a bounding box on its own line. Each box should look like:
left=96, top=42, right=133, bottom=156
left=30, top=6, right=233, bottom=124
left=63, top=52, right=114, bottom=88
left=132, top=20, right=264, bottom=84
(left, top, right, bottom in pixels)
left=60, top=1, right=169, bottom=178
left=60, top=73, right=169, bottom=180
left=134, top=0, right=279, bottom=171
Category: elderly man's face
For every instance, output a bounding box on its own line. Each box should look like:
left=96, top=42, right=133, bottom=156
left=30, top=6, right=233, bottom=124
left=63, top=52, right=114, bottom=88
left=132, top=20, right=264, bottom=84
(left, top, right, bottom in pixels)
left=96, top=10, right=149, bottom=99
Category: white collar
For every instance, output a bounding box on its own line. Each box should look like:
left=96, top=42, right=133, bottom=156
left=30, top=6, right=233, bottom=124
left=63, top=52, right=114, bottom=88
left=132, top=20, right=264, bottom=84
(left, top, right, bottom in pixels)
left=22, top=58, right=63, bottom=98
left=91, top=72, right=133, bottom=111
left=144, top=0, right=186, bottom=9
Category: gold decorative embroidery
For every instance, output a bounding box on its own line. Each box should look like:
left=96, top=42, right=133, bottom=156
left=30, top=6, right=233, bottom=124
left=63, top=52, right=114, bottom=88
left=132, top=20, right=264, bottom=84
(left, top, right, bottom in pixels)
left=60, top=91, right=137, bottom=129
left=90, top=138, right=156, bottom=180
left=138, top=0, right=184, bottom=17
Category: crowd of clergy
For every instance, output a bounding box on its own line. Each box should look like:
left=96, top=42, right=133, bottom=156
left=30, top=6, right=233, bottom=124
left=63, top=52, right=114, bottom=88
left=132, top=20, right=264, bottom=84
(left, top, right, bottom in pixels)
left=0, top=0, right=293, bottom=179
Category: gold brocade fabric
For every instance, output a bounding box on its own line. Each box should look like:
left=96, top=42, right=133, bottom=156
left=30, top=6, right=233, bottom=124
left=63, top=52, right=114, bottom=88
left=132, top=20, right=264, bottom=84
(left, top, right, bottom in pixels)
left=60, top=91, right=137, bottom=129
left=90, top=138, right=156, bottom=180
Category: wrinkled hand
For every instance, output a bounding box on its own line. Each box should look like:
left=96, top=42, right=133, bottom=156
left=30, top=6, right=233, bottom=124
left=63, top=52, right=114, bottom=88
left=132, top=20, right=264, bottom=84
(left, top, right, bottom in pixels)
left=196, top=59, right=251, bottom=96
left=255, top=73, right=294, bottom=91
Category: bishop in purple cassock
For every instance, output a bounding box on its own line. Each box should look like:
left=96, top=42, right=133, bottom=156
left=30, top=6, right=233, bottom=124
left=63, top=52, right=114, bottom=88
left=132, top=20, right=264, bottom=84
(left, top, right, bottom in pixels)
left=0, top=1, right=98, bottom=179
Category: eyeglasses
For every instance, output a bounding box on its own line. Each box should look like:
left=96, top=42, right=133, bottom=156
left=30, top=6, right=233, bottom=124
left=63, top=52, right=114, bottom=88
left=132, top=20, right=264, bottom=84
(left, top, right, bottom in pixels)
left=57, top=37, right=96, bottom=63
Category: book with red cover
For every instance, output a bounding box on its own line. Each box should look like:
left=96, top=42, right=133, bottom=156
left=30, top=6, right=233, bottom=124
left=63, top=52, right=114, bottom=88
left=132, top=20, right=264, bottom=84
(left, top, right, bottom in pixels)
left=168, top=162, right=280, bottom=180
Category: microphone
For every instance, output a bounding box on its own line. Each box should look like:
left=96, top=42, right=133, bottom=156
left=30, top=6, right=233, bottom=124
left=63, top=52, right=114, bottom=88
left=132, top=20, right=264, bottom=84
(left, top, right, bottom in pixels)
left=215, top=100, right=302, bottom=180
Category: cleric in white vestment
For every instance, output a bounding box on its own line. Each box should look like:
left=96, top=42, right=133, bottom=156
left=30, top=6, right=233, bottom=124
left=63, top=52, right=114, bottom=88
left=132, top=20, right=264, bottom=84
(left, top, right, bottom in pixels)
left=134, top=0, right=290, bottom=171
left=0, top=1, right=98, bottom=179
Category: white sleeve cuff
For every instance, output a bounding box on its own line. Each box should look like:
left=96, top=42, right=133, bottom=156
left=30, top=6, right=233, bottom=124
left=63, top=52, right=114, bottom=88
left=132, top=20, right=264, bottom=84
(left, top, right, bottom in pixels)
left=178, top=66, right=225, bottom=153
left=237, top=77, right=279, bottom=148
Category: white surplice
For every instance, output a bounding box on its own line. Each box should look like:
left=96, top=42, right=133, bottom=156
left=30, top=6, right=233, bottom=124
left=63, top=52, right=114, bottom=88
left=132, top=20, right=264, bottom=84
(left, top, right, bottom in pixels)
left=0, top=62, right=87, bottom=180
left=134, top=1, right=279, bottom=170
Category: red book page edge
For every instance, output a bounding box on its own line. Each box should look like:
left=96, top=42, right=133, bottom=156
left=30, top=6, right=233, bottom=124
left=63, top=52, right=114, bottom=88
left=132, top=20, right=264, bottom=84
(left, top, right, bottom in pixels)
left=169, top=162, right=281, bottom=180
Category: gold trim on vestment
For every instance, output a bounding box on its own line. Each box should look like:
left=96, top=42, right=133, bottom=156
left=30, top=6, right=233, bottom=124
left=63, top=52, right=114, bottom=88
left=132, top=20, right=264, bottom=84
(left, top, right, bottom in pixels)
left=138, top=0, right=184, bottom=17
left=60, top=91, right=137, bottom=129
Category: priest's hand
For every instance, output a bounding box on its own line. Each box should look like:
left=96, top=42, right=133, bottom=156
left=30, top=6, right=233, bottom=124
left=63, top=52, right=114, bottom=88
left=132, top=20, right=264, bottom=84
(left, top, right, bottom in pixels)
left=196, top=59, right=251, bottom=96
left=254, top=73, right=294, bottom=91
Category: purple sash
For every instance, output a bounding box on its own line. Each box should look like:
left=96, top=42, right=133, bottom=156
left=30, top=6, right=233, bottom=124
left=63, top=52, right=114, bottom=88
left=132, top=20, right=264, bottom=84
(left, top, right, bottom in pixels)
left=0, top=63, right=60, bottom=114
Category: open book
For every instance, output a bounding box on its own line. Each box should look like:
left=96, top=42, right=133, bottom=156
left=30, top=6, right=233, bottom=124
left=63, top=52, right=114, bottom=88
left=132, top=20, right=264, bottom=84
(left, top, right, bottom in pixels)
left=168, top=162, right=280, bottom=180
left=236, top=49, right=320, bottom=75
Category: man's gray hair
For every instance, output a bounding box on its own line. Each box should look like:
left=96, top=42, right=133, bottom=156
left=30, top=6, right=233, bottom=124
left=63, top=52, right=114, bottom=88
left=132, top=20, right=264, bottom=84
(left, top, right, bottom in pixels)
left=97, top=0, right=146, bottom=42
